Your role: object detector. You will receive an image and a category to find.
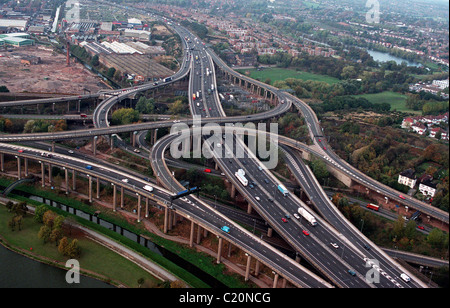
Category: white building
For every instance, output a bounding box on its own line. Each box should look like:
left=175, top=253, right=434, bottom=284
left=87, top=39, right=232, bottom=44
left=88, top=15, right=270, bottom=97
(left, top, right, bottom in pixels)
left=398, top=169, right=417, bottom=189
left=418, top=179, right=437, bottom=197
left=432, top=79, right=449, bottom=90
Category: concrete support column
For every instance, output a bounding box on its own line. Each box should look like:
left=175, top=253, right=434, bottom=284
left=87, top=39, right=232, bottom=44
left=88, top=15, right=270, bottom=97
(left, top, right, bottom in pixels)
left=93, top=136, right=97, bottom=156
left=216, top=237, right=223, bottom=264
left=196, top=225, right=202, bottom=244
left=273, top=273, right=279, bottom=288
left=254, top=260, right=260, bottom=276
left=51, top=142, right=55, bottom=152
left=88, top=176, right=92, bottom=203
left=65, top=168, right=69, bottom=194
left=16, top=156, right=21, bottom=180
left=41, top=162, right=45, bottom=187
left=111, top=184, right=117, bottom=211
left=281, top=278, right=287, bottom=288
left=132, top=131, right=137, bottom=147
left=110, top=135, right=114, bottom=150
left=24, top=158, right=28, bottom=177
left=145, top=197, right=149, bottom=218
left=267, top=227, right=273, bottom=237
left=121, top=186, right=124, bottom=208
left=247, top=202, right=252, bottom=214
left=96, top=177, right=100, bottom=198
left=48, top=163, right=52, bottom=186
left=231, top=184, right=236, bottom=198
left=163, top=206, right=169, bottom=233
left=245, top=254, right=252, bottom=281
left=72, top=170, right=76, bottom=190
left=189, top=221, right=195, bottom=247
left=1, top=153, right=4, bottom=172
left=137, top=193, right=141, bottom=222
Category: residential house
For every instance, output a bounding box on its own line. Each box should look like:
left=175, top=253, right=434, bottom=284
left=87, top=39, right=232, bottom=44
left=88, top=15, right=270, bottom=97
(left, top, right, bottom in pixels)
left=398, top=169, right=417, bottom=189
left=418, top=175, right=437, bottom=197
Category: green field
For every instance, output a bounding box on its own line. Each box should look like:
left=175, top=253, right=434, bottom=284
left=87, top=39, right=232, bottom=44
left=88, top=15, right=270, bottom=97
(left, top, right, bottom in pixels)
left=353, top=91, right=421, bottom=114
left=0, top=205, right=161, bottom=288
left=237, top=68, right=341, bottom=85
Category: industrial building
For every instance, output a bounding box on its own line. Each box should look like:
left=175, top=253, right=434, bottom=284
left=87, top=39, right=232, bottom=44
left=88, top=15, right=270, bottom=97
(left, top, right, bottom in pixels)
left=0, top=33, right=34, bottom=46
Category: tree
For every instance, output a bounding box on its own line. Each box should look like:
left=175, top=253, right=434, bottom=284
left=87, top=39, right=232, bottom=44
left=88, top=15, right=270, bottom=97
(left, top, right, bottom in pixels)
left=58, top=237, right=69, bottom=255
left=427, top=228, right=446, bottom=249
left=111, top=108, right=139, bottom=125
left=34, top=205, right=47, bottom=223
left=38, top=225, right=52, bottom=243
left=65, top=239, right=81, bottom=258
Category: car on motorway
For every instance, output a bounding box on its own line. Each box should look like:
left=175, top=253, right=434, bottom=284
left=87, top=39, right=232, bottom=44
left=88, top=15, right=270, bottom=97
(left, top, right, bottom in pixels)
left=331, top=243, right=339, bottom=249
left=318, top=139, right=321, bottom=142
left=399, top=194, right=406, bottom=200
left=267, top=197, right=274, bottom=203
left=302, top=230, right=309, bottom=236
left=86, top=165, right=93, bottom=170
left=221, top=226, right=230, bottom=233
left=323, top=146, right=326, bottom=150
left=121, top=178, right=128, bottom=183
left=418, top=225, right=425, bottom=230
left=143, top=185, right=153, bottom=192
left=204, top=169, right=211, bottom=173
left=363, top=244, right=371, bottom=250
left=133, top=149, right=141, bottom=153
left=285, top=214, right=290, bottom=219
left=281, top=217, right=287, bottom=223
left=348, top=269, right=356, bottom=276
left=264, top=179, right=269, bottom=184
left=400, top=273, right=410, bottom=282
left=68, top=150, right=74, bottom=154
left=18, top=149, right=23, bottom=153
left=255, top=196, right=260, bottom=201
left=293, top=213, right=300, bottom=219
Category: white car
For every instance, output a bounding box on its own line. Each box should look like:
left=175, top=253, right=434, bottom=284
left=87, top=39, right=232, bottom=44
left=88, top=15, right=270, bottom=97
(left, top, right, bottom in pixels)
left=143, top=185, right=153, bottom=192
left=293, top=213, right=300, bottom=219
left=121, top=178, right=128, bottom=183
left=68, top=150, right=74, bottom=154
left=331, top=243, right=339, bottom=249
left=255, top=196, right=261, bottom=201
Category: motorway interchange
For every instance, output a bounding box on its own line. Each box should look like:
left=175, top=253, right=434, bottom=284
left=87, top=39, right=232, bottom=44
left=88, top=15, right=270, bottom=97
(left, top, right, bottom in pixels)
left=0, top=9, right=443, bottom=288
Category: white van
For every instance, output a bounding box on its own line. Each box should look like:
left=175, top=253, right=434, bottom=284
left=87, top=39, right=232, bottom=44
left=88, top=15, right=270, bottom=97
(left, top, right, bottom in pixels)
left=400, top=273, right=410, bottom=282
left=143, top=185, right=153, bottom=192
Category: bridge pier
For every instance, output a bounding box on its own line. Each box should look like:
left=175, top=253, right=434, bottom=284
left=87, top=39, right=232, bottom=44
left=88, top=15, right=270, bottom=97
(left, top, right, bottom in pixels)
left=189, top=220, right=195, bottom=247
left=216, top=236, right=223, bottom=264
left=88, top=175, right=92, bottom=203
left=112, top=184, right=117, bottom=211
left=1, top=153, right=4, bottom=172
left=272, top=272, right=279, bottom=288
left=121, top=186, right=124, bottom=208
left=40, top=162, right=45, bottom=187
left=65, top=168, right=69, bottom=194
left=16, top=156, right=21, bottom=180
left=245, top=254, right=251, bottom=281
left=96, top=177, right=100, bottom=198
left=48, top=163, right=52, bottom=186
left=72, top=170, right=76, bottom=190
left=137, top=193, right=141, bottom=223
left=92, top=136, right=97, bottom=156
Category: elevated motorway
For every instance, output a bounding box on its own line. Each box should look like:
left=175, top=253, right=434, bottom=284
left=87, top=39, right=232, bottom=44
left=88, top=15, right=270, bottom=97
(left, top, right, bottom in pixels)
left=206, top=47, right=448, bottom=227
left=0, top=6, right=441, bottom=288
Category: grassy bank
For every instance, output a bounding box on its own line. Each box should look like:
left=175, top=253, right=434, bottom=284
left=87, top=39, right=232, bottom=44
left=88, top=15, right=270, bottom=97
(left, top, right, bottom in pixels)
left=0, top=177, right=251, bottom=288
left=237, top=67, right=341, bottom=85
